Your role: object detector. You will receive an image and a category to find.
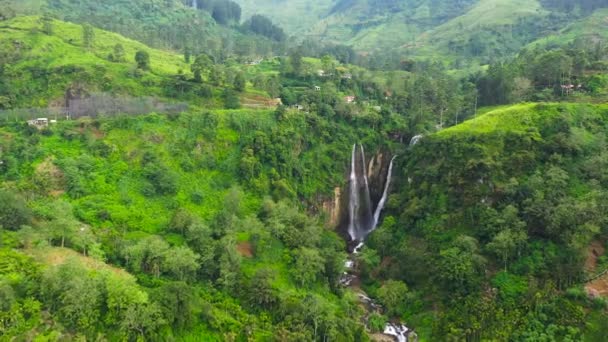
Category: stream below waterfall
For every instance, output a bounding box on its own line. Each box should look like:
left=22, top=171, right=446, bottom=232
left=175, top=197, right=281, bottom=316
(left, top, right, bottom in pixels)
left=340, top=143, right=418, bottom=342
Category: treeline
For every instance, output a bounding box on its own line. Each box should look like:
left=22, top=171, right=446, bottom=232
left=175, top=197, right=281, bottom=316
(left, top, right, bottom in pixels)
left=35, top=0, right=285, bottom=58
left=242, top=15, right=286, bottom=42
left=190, top=0, right=242, bottom=25
left=541, top=0, right=608, bottom=13
left=474, top=40, right=608, bottom=106
left=190, top=0, right=286, bottom=41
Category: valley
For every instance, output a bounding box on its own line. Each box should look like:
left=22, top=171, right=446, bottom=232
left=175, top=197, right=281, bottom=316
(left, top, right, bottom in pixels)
left=1, top=0, right=608, bottom=341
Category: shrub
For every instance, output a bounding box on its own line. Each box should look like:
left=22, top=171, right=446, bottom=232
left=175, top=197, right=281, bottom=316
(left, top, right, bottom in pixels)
left=0, top=190, right=32, bottom=230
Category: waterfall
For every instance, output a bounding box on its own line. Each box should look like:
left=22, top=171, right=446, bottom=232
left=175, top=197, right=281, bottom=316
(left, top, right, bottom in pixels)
left=347, top=144, right=396, bottom=241
left=360, top=145, right=373, bottom=232
left=191, top=0, right=198, bottom=9
left=372, top=156, right=396, bottom=229
left=347, top=144, right=358, bottom=241
left=384, top=323, right=410, bottom=342
left=409, top=134, right=423, bottom=146
left=342, top=146, right=412, bottom=342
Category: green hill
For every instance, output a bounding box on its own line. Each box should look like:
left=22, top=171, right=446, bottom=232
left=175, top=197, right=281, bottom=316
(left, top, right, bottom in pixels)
left=363, top=102, right=608, bottom=339
left=3, top=1, right=608, bottom=340
left=0, top=0, right=283, bottom=59
left=0, top=16, right=190, bottom=108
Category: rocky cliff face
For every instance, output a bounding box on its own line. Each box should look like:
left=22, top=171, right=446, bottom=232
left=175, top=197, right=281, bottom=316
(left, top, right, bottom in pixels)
left=321, top=187, right=342, bottom=227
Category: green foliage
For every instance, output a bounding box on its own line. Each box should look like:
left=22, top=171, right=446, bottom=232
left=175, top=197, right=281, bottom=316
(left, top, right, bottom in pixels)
left=491, top=272, right=528, bottom=303
left=234, top=72, right=246, bottom=92
left=82, top=23, right=95, bottom=49
left=222, top=88, right=241, bottom=109
left=291, top=247, right=324, bottom=288
left=377, top=280, right=408, bottom=317
left=242, top=14, right=286, bottom=41
left=3, top=3, right=608, bottom=340
left=191, top=54, right=212, bottom=83
left=0, top=191, right=31, bottom=231
left=367, top=312, right=387, bottom=333
left=135, top=50, right=151, bottom=70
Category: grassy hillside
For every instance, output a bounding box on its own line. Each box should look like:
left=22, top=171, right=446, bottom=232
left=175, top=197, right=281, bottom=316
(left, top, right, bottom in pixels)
left=0, top=16, right=299, bottom=112
left=1, top=0, right=283, bottom=58
left=0, top=16, right=189, bottom=108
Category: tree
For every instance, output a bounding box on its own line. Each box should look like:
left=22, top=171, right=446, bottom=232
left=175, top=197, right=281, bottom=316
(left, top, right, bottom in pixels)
left=0, top=280, right=15, bottom=311
left=247, top=268, right=278, bottom=310
left=120, top=302, right=165, bottom=341
left=512, top=77, right=533, bottom=102
left=82, top=24, right=95, bottom=49
left=41, top=260, right=101, bottom=334
left=142, top=163, right=178, bottom=196
left=0, top=190, right=31, bottom=230
left=184, top=46, right=191, bottom=63
left=486, top=215, right=528, bottom=271
left=113, top=44, right=126, bottom=62
left=211, top=0, right=241, bottom=25
left=291, top=247, right=325, bottom=288
left=104, top=274, right=148, bottom=327
left=377, top=280, right=408, bottom=317
left=154, top=282, right=196, bottom=331
left=57, top=272, right=102, bottom=333
left=290, top=50, right=303, bottom=76
left=135, top=50, right=150, bottom=70
left=242, top=15, right=286, bottom=41
left=234, top=72, right=246, bottom=92
left=46, top=200, right=79, bottom=248
left=191, top=54, right=212, bottom=83
left=436, top=236, right=486, bottom=292
left=185, top=221, right=216, bottom=279
left=169, top=208, right=194, bottom=236
left=321, top=55, right=335, bottom=73
left=124, top=236, right=170, bottom=277
left=40, top=14, right=53, bottom=35
left=223, top=88, right=241, bottom=109
left=163, top=246, right=200, bottom=281
left=218, top=236, right=241, bottom=291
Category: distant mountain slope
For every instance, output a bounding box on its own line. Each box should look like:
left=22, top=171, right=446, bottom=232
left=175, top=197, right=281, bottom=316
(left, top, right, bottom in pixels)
left=236, top=0, right=608, bottom=66
left=0, top=16, right=199, bottom=108
left=235, top=0, right=335, bottom=35
left=527, top=7, right=608, bottom=48
left=1, top=0, right=282, bottom=58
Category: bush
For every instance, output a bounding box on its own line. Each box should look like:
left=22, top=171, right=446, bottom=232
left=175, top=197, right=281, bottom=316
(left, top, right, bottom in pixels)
left=142, top=164, right=178, bottom=196
left=367, top=312, right=387, bottom=333
left=190, top=191, right=204, bottom=204
left=222, top=89, right=241, bottom=109
left=0, top=190, right=32, bottom=230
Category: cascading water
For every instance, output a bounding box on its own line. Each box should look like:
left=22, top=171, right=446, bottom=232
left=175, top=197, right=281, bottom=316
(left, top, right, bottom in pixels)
left=347, top=144, right=359, bottom=241
left=384, top=324, right=411, bottom=342
left=409, top=134, right=423, bottom=146
left=347, top=144, right=396, bottom=241
left=341, top=144, right=417, bottom=342
left=191, top=0, right=198, bottom=9
left=372, top=156, right=396, bottom=229
left=360, top=145, right=373, bottom=235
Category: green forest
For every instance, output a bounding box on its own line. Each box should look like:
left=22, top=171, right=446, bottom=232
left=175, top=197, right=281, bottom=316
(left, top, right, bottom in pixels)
left=1, top=0, right=608, bottom=341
